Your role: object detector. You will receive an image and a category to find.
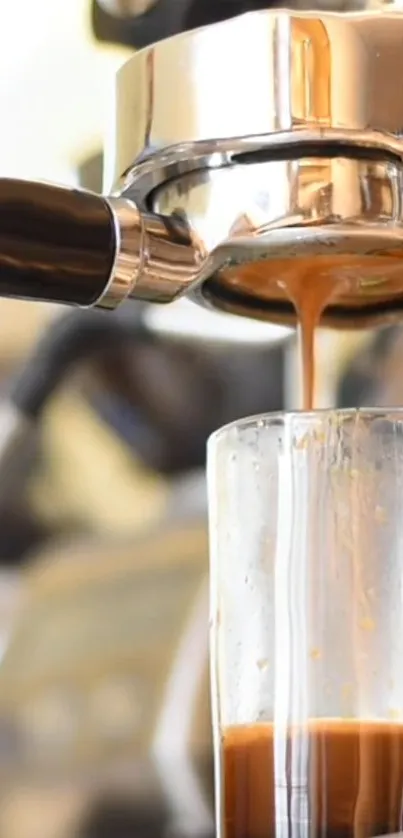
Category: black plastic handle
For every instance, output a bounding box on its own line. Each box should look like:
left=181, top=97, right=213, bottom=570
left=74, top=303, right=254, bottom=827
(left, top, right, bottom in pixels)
left=0, top=178, right=117, bottom=307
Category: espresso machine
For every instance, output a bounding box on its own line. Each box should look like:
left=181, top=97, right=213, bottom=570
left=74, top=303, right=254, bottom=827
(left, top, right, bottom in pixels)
left=0, top=5, right=402, bottom=838
left=2, top=1, right=403, bottom=336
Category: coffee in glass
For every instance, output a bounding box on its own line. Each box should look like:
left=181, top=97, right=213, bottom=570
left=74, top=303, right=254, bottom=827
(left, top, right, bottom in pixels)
left=208, top=409, right=403, bottom=838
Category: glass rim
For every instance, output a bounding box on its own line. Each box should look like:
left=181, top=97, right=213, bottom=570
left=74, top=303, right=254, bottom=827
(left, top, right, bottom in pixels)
left=208, top=406, right=403, bottom=446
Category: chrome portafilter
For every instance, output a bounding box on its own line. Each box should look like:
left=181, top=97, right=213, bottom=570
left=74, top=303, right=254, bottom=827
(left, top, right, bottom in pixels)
left=2, top=8, right=403, bottom=330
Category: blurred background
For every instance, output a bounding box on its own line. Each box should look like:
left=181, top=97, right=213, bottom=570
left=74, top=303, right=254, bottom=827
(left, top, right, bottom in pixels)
left=0, top=2, right=397, bottom=838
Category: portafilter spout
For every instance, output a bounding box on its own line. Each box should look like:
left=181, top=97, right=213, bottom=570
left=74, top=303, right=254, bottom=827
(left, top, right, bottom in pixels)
left=5, top=8, right=403, bottom=330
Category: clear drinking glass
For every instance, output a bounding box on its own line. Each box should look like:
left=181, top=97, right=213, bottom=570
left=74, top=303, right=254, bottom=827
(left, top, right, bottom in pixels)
left=207, top=409, right=403, bottom=838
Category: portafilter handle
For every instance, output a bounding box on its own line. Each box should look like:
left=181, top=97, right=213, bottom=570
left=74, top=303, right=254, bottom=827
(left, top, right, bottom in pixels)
left=0, top=178, right=203, bottom=310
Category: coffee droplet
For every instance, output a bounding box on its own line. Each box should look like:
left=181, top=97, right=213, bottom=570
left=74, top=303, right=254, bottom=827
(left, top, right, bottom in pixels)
left=360, top=617, right=375, bottom=632
left=310, top=647, right=321, bottom=660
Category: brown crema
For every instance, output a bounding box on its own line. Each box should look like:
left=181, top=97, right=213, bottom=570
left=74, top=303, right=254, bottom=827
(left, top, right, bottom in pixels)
left=223, top=720, right=403, bottom=838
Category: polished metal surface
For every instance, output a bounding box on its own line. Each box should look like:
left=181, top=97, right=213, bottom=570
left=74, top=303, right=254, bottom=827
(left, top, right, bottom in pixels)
left=107, top=9, right=403, bottom=196
left=100, top=8, right=403, bottom=328
left=152, top=156, right=403, bottom=328
left=97, top=197, right=205, bottom=309
left=130, top=206, right=205, bottom=302
left=96, top=199, right=144, bottom=309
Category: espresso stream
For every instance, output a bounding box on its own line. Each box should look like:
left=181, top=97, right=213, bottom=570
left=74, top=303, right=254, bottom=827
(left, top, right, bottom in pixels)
left=287, top=272, right=347, bottom=410
left=224, top=262, right=350, bottom=408
left=276, top=270, right=349, bottom=409
left=224, top=721, right=403, bottom=838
